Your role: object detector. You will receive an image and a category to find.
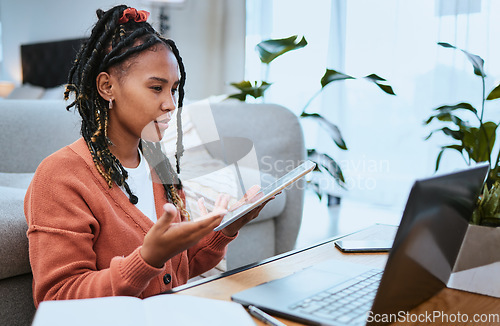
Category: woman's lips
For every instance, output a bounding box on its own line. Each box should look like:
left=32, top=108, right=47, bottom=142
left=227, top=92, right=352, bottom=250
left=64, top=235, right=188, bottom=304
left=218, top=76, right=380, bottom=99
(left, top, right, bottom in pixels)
left=154, top=119, right=170, bottom=130
left=153, top=111, right=173, bottom=133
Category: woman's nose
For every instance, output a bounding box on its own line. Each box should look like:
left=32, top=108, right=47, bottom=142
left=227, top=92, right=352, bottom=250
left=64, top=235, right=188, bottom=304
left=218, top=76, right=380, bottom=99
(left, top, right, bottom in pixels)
left=161, top=97, right=176, bottom=112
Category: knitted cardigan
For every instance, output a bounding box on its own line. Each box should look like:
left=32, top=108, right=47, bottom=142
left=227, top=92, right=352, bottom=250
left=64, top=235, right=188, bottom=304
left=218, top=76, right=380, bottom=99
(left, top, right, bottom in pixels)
left=24, top=138, right=235, bottom=307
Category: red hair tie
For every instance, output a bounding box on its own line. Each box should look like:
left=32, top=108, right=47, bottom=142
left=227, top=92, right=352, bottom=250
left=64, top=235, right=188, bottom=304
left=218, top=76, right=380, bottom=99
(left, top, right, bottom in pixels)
left=118, top=8, right=150, bottom=24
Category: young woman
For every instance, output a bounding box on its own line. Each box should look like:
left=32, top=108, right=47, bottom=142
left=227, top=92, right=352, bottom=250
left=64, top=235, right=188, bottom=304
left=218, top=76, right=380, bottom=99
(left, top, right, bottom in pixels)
left=24, top=5, right=270, bottom=307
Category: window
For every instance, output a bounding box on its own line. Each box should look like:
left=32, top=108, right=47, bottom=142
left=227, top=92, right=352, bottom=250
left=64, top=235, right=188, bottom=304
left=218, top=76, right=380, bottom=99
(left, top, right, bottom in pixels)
left=246, top=0, right=500, bottom=208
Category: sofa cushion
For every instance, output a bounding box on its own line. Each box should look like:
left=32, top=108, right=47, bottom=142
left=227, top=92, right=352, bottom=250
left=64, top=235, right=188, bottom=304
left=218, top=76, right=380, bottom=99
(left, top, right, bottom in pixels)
left=0, top=186, right=31, bottom=280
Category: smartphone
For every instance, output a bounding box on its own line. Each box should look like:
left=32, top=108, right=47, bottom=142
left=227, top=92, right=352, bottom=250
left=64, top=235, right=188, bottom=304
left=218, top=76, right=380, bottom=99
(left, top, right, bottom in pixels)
left=334, top=240, right=393, bottom=253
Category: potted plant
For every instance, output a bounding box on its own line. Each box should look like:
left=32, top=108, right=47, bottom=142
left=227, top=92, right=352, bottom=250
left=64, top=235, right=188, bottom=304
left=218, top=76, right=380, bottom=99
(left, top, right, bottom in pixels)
left=424, top=42, right=500, bottom=298
left=424, top=42, right=500, bottom=226
left=229, top=35, right=396, bottom=200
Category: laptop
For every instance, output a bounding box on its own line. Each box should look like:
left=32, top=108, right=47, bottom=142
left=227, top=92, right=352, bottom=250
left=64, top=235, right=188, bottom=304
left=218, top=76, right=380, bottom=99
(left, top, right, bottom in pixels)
left=232, top=164, right=489, bottom=326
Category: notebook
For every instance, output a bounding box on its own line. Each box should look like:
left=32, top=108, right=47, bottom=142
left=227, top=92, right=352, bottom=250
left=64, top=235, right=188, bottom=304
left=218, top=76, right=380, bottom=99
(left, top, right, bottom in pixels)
left=232, top=164, right=489, bottom=326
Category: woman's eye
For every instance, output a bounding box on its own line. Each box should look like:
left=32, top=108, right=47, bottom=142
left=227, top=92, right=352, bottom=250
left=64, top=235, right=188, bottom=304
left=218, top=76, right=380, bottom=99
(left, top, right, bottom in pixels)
left=172, top=88, right=178, bottom=95
left=151, top=86, right=162, bottom=92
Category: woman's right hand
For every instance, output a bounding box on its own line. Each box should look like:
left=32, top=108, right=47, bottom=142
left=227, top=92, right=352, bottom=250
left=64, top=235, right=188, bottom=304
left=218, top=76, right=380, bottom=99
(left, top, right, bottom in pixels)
left=140, top=195, right=229, bottom=268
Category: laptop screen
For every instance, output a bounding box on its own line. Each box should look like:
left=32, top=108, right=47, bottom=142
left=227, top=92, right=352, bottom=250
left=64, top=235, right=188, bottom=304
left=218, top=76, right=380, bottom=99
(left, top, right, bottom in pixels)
left=369, top=164, right=488, bottom=324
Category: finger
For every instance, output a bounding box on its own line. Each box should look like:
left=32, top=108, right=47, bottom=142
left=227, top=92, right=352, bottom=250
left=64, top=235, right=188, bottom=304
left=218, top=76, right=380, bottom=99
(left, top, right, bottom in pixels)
left=228, top=201, right=242, bottom=212
left=194, top=209, right=226, bottom=229
left=197, top=197, right=209, bottom=216
left=155, top=203, right=177, bottom=228
left=244, top=184, right=261, bottom=199
left=215, top=194, right=231, bottom=210
left=248, top=191, right=265, bottom=203
left=214, top=193, right=223, bottom=207
left=229, top=194, right=248, bottom=211
left=198, top=203, right=228, bottom=220
left=229, top=185, right=261, bottom=211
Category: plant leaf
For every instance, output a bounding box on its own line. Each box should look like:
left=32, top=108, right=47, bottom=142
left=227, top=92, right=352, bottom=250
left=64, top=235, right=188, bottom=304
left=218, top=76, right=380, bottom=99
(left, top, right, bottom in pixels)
left=301, top=113, right=348, bottom=150
left=486, top=83, right=500, bottom=101
left=362, top=74, right=396, bottom=95
left=320, top=69, right=355, bottom=88
left=438, top=42, right=485, bottom=77
left=462, top=121, right=497, bottom=163
left=438, top=42, right=455, bottom=48
left=227, top=81, right=272, bottom=101
left=255, top=35, right=308, bottom=64
left=227, top=93, right=247, bottom=101
left=306, top=180, right=323, bottom=201
left=373, top=83, right=396, bottom=95
left=471, top=184, right=488, bottom=225
left=307, top=149, right=346, bottom=185
left=230, top=80, right=252, bottom=91
left=435, top=149, right=444, bottom=171
left=461, top=50, right=486, bottom=77
left=435, top=145, right=464, bottom=171
left=363, top=74, right=387, bottom=82
left=433, top=102, right=478, bottom=115
left=424, top=111, right=464, bottom=125
left=476, top=182, right=500, bottom=226
left=441, top=127, right=464, bottom=141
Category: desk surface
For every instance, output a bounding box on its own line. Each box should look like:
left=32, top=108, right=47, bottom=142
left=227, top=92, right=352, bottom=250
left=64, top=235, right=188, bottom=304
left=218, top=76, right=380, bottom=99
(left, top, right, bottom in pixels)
left=174, top=226, right=500, bottom=326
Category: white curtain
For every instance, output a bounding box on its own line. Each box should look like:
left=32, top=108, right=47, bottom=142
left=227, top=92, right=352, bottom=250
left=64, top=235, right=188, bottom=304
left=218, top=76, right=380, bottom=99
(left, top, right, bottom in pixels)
left=246, top=0, right=500, bottom=209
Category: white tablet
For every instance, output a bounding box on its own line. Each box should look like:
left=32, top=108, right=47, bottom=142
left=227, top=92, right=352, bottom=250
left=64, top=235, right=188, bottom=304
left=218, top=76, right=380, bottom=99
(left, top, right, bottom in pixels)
left=214, top=160, right=316, bottom=231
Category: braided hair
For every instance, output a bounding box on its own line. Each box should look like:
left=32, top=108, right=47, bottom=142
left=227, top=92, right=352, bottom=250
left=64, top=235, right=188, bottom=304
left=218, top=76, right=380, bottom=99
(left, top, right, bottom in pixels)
left=65, top=5, right=188, bottom=218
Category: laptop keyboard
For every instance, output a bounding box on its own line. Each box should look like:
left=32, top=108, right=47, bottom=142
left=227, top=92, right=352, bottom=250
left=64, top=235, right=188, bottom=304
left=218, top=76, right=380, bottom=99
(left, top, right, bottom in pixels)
left=289, top=269, right=382, bottom=325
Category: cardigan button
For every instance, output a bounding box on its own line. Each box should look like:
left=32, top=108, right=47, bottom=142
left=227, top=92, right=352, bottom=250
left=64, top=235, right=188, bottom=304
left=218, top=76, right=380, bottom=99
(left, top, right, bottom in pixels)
left=163, top=273, right=172, bottom=285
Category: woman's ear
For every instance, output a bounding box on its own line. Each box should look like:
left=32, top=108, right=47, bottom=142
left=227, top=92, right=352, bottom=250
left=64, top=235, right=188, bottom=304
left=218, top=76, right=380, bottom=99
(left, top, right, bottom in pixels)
left=96, top=72, right=113, bottom=100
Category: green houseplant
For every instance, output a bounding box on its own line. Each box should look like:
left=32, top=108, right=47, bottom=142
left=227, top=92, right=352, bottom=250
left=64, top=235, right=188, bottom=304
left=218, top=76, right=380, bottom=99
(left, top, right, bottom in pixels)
left=229, top=35, right=396, bottom=199
left=424, top=42, right=500, bottom=226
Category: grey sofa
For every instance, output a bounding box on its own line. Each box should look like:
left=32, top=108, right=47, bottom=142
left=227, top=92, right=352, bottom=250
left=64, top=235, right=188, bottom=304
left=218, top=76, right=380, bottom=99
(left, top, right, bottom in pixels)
left=0, top=99, right=305, bottom=326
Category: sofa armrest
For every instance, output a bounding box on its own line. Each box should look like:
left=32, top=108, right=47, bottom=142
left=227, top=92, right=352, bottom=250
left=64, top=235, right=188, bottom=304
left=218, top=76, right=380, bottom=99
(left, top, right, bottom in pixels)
left=0, top=186, right=31, bottom=280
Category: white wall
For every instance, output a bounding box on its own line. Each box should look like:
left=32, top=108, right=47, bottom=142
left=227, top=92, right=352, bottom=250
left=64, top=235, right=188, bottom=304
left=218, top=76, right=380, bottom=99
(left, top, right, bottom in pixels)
left=0, top=0, right=245, bottom=99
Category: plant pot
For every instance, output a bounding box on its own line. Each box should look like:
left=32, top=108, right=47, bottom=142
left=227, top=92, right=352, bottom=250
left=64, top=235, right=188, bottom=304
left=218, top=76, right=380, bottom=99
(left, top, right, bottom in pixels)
left=447, top=224, right=500, bottom=297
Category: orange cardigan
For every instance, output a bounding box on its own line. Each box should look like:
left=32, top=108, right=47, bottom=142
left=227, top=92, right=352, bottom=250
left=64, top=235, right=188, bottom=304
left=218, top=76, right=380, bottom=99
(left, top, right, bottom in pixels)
left=24, top=138, right=235, bottom=307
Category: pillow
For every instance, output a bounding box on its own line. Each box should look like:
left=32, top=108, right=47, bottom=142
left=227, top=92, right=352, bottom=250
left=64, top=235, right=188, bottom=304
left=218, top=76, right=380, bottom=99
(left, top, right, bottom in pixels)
left=40, top=85, right=66, bottom=100
left=6, top=84, right=45, bottom=100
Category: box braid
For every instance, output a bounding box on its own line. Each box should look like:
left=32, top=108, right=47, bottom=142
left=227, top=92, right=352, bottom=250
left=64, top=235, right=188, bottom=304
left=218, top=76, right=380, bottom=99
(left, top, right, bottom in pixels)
left=64, top=5, right=188, bottom=219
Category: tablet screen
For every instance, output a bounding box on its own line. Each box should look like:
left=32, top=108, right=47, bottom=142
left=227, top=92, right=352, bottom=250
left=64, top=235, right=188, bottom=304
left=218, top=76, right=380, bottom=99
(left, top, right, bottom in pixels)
left=213, top=160, right=316, bottom=231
